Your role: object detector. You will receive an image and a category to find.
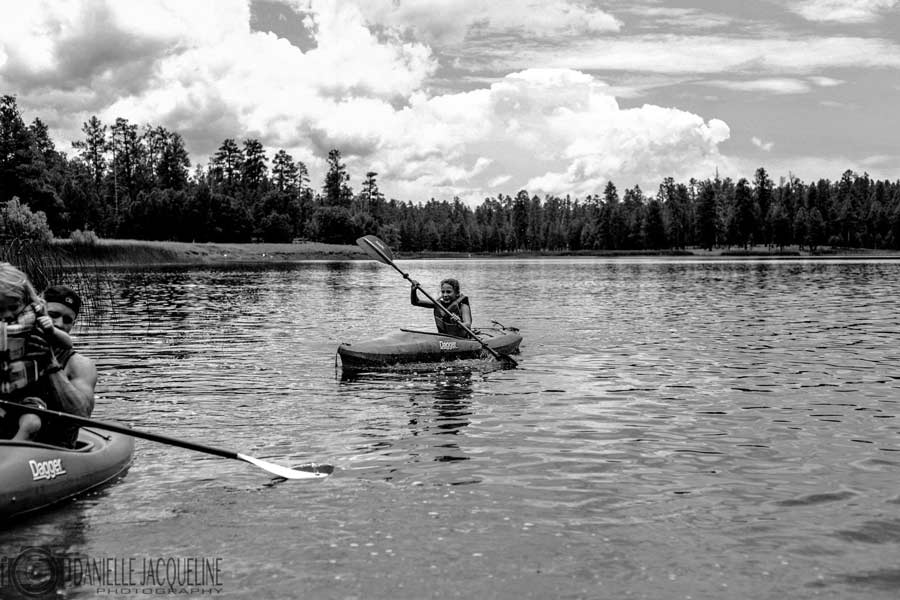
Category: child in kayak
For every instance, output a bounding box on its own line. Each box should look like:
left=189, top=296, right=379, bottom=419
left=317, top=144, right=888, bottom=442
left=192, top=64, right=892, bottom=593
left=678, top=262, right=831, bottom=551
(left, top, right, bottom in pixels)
left=409, top=277, right=473, bottom=338
left=0, top=266, right=92, bottom=448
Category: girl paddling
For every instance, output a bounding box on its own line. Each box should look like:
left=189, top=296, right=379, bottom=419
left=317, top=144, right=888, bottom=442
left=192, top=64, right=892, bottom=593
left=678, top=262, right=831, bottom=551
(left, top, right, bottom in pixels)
left=410, top=278, right=473, bottom=338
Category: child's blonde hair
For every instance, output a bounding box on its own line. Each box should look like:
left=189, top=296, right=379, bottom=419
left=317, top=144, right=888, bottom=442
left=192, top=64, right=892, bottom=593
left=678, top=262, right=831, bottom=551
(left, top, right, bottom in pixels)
left=0, top=262, right=39, bottom=305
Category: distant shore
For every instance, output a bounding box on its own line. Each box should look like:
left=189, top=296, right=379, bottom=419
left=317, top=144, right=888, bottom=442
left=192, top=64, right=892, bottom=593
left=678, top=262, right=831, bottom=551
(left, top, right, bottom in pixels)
left=45, top=239, right=900, bottom=266
left=46, top=239, right=367, bottom=266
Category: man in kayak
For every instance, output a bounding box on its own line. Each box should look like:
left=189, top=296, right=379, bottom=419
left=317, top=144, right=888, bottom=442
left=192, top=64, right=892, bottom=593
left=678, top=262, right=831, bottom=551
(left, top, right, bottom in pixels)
left=409, top=277, right=473, bottom=338
left=0, top=266, right=95, bottom=448
left=34, top=284, right=97, bottom=447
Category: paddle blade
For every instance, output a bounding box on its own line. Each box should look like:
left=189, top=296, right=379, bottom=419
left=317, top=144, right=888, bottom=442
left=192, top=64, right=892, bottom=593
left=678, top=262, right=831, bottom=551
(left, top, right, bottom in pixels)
left=500, top=354, right=518, bottom=367
left=237, top=454, right=332, bottom=479
left=357, top=235, right=395, bottom=265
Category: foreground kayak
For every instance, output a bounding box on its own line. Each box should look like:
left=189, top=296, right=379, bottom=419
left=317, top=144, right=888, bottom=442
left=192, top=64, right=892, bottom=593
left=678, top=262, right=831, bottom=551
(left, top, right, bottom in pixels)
left=337, top=325, right=522, bottom=370
left=0, top=427, right=134, bottom=522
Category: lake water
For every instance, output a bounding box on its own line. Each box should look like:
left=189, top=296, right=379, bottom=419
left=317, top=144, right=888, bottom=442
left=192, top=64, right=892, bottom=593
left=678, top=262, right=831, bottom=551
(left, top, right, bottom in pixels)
left=2, top=258, right=899, bottom=599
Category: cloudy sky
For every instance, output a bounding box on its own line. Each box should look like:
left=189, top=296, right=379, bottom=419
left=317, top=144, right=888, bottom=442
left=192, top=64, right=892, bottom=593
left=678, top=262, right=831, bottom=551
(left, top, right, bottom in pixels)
left=2, top=0, right=899, bottom=205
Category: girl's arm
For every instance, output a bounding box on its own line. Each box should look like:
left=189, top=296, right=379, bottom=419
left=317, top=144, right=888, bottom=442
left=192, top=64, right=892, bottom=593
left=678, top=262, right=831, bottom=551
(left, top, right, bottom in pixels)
left=36, top=315, right=74, bottom=350
left=410, top=281, right=435, bottom=308
left=48, top=327, right=74, bottom=350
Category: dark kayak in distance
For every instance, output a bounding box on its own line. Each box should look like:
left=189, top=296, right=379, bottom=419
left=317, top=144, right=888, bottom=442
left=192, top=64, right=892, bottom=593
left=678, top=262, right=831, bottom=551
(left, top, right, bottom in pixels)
left=337, top=324, right=522, bottom=371
left=0, top=427, right=134, bottom=523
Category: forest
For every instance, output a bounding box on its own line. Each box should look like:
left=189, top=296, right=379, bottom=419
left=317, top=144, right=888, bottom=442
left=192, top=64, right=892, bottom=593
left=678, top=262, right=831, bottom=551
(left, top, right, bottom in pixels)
left=3, top=94, right=900, bottom=253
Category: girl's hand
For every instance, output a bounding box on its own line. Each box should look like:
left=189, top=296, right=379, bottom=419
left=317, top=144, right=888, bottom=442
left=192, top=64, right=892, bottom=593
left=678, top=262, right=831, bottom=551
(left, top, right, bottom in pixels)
left=37, top=315, right=54, bottom=332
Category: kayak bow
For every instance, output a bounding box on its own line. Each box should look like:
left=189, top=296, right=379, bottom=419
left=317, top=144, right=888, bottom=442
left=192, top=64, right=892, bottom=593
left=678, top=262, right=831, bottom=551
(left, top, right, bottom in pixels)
left=0, top=427, right=134, bottom=522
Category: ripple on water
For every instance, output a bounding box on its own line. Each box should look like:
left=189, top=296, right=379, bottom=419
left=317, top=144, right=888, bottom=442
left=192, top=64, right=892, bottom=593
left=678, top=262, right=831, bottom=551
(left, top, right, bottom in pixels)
left=30, top=259, right=900, bottom=600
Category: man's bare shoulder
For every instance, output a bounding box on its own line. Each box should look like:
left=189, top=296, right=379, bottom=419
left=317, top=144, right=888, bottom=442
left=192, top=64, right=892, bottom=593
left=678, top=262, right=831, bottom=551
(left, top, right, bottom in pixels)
left=65, top=351, right=96, bottom=373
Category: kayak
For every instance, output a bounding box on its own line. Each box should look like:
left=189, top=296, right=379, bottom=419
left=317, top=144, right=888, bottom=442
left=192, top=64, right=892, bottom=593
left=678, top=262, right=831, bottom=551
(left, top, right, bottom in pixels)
left=337, top=325, right=522, bottom=370
left=0, top=427, right=135, bottom=522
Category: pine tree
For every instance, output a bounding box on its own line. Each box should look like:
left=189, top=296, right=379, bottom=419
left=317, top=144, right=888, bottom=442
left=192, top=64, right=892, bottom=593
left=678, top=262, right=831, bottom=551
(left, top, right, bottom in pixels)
left=157, top=132, right=190, bottom=190
left=753, top=167, right=774, bottom=246
left=643, top=199, right=667, bottom=249
left=322, top=149, right=353, bottom=207
left=729, top=178, right=755, bottom=248
left=211, top=138, right=243, bottom=193
left=241, top=138, right=268, bottom=193
left=272, top=149, right=299, bottom=192
left=695, top=181, right=717, bottom=250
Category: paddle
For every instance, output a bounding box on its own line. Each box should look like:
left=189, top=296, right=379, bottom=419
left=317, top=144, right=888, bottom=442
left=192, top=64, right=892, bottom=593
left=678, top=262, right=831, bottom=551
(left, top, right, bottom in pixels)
left=356, top=235, right=518, bottom=367
left=0, top=399, right=332, bottom=480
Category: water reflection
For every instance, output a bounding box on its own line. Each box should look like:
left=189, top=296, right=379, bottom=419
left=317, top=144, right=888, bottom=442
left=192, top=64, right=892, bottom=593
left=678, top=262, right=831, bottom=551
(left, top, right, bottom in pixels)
left=0, top=507, right=90, bottom=600
left=407, top=371, right=474, bottom=462
left=337, top=367, right=477, bottom=477
left=12, top=259, right=900, bottom=600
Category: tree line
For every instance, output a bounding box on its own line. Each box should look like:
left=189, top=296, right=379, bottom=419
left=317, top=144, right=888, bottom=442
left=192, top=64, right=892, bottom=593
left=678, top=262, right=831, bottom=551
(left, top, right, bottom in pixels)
left=3, top=94, right=900, bottom=252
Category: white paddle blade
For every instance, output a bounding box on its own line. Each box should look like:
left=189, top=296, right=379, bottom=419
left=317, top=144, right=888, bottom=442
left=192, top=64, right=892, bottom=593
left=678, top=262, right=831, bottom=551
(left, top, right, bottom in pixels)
left=237, top=454, right=332, bottom=479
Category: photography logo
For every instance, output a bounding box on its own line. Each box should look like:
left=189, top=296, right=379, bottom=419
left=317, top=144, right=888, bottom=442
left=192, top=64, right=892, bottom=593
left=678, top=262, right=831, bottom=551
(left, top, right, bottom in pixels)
left=3, top=547, right=225, bottom=596
left=7, top=546, right=61, bottom=597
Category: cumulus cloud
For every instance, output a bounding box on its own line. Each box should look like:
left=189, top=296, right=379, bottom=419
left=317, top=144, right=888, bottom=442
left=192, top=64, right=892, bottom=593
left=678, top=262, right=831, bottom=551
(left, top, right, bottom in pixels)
left=0, top=0, right=226, bottom=105
left=0, top=0, right=736, bottom=204
left=790, top=0, right=898, bottom=23
left=491, top=70, right=731, bottom=197
left=323, top=67, right=734, bottom=201
left=752, top=137, right=775, bottom=152
left=331, top=68, right=730, bottom=200
left=0, top=0, right=436, bottom=160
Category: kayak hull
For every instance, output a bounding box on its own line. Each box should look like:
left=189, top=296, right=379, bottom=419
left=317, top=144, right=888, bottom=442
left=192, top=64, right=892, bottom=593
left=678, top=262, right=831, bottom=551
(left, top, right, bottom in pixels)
left=337, top=326, right=522, bottom=370
left=0, top=427, right=135, bottom=522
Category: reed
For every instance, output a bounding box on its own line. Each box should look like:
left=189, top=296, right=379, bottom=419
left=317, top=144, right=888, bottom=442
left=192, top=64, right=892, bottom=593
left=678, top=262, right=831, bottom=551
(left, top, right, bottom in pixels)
left=51, top=239, right=185, bottom=265
left=0, top=239, right=67, bottom=293
left=0, top=239, right=115, bottom=328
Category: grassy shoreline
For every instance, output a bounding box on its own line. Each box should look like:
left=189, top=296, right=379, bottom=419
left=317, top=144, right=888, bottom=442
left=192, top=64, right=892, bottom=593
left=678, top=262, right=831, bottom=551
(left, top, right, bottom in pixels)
left=47, top=239, right=367, bottom=265
left=44, top=239, right=900, bottom=266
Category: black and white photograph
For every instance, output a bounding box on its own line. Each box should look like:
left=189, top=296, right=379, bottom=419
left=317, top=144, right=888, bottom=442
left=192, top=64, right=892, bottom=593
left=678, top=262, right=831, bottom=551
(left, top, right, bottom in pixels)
left=1, top=1, right=899, bottom=598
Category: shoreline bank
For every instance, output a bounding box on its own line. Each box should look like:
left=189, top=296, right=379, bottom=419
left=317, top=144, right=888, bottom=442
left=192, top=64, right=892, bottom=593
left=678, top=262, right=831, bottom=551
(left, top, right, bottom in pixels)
left=42, top=239, right=900, bottom=266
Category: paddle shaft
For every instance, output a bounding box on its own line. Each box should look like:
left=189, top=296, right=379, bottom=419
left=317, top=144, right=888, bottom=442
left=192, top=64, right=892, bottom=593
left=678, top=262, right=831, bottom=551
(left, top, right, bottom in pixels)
left=357, top=236, right=516, bottom=366
left=0, top=399, right=238, bottom=459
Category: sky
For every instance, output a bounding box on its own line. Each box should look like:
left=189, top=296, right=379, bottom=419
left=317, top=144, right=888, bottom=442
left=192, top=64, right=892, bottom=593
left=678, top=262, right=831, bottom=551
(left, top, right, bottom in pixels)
left=2, top=0, right=899, bottom=205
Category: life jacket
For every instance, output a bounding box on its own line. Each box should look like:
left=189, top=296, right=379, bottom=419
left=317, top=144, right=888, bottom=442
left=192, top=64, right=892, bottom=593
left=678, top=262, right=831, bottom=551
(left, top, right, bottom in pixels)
left=433, top=295, right=471, bottom=338
left=0, top=304, right=49, bottom=397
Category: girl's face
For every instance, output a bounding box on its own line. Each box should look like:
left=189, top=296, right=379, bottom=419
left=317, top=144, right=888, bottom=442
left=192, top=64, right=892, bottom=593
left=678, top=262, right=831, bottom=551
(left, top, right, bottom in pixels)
left=0, top=294, right=25, bottom=324
left=440, top=283, right=457, bottom=303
